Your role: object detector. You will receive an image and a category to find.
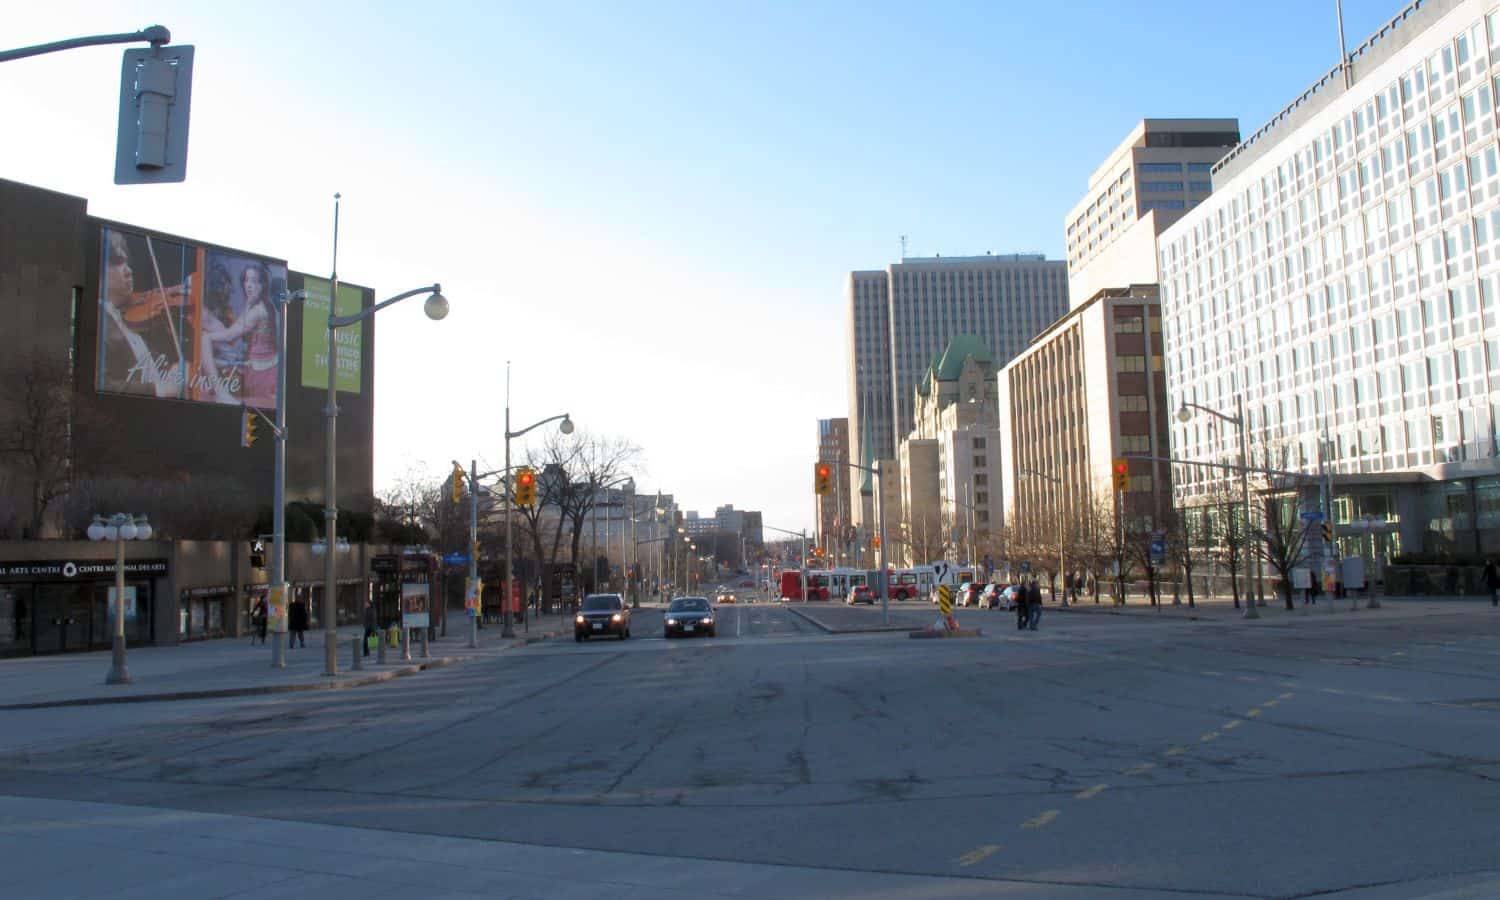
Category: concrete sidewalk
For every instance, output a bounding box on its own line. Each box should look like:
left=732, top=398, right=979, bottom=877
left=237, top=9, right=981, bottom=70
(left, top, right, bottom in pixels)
left=0, top=618, right=562, bottom=710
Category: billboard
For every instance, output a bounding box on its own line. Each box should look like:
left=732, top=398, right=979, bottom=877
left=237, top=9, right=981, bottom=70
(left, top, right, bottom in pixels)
left=96, top=225, right=287, bottom=409
left=300, top=276, right=364, bottom=394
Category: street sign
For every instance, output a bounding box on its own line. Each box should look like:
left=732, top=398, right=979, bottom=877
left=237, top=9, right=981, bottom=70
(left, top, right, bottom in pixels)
left=115, top=45, right=194, bottom=184
left=1019, top=560, right=1031, bottom=575
left=1149, top=537, right=1166, bottom=566
left=443, top=553, right=470, bottom=566
left=936, top=584, right=953, bottom=617
left=1299, top=510, right=1324, bottom=523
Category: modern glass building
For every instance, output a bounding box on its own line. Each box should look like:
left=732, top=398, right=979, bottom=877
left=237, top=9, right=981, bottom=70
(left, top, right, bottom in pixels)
left=1160, top=0, right=1500, bottom=566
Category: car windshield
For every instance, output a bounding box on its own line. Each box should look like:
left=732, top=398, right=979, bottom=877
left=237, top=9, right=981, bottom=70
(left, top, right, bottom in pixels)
left=581, top=595, right=620, bottom=611
left=669, top=598, right=710, bottom=612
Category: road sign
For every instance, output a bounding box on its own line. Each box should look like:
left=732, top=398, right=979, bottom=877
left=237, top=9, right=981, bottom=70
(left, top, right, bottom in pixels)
left=1019, top=560, right=1031, bottom=575
left=1149, top=537, right=1166, bottom=566
left=443, top=553, right=470, bottom=566
left=936, top=584, right=953, bottom=617
left=1299, top=510, right=1324, bottom=523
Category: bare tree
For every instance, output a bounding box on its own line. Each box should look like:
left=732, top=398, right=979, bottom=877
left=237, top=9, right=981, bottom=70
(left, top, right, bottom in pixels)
left=0, top=354, right=103, bottom=537
left=65, top=474, right=256, bottom=539
left=1206, top=483, right=1247, bottom=609
left=1166, top=505, right=1205, bottom=608
left=1254, top=492, right=1311, bottom=610
left=894, top=510, right=947, bottom=567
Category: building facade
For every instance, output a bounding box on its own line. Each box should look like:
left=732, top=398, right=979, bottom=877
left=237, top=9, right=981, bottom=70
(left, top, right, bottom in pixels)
left=1160, top=0, right=1500, bottom=568
left=998, top=286, right=1171, bottom=547
left=846, top=270, right=893, bottom=472
left=1066, top=119, right=1241, bottom=306
left=814, top=418, right=853, bottom=563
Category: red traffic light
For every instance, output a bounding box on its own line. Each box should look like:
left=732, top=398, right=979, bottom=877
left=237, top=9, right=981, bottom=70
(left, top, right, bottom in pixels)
left=817, top=464, right=831, bottom=477
left=517, top=471, right=535, bottom=486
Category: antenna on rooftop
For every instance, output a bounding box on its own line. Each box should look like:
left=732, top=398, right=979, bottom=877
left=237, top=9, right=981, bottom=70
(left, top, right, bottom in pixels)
left=900, top=234, right=908, bottom=259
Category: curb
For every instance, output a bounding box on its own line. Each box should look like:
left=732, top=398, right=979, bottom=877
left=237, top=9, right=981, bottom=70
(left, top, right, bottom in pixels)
left=0, top=631, right=561, bottom=712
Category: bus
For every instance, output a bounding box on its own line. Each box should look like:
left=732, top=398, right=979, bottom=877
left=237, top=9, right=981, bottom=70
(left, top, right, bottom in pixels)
left=884, top=562, right=975, bottom=601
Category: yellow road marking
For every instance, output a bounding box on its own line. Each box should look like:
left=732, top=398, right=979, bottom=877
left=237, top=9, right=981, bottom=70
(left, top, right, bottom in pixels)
left=1263, top=699, right=1280, bottom=708
left=1022, top=810, right=1060, bottom=829
left=1165, top=745, right=1188, bottom=757
left=1122, top=762, right=1156, bottom=776
left=957, top=845, right=1000, bottom=867
left=1075, top=784, right=1109, bottom=800
left=1200, top=732, right=1220, bottom=742
left=1223, top=720, right=1242, bottom=730
left=1279, top=692, right=1295, bottom=700
left=1245, top=709, right=1262, bottom=718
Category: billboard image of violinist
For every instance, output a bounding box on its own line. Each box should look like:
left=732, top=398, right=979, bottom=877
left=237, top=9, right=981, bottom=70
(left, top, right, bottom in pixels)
left=96, top=226, right=286, bottom=409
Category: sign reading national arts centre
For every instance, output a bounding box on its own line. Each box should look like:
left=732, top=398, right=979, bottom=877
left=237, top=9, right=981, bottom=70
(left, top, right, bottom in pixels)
left=0, top=559, right=169, bottom=582
left=95, top=225, right=288, bottom=410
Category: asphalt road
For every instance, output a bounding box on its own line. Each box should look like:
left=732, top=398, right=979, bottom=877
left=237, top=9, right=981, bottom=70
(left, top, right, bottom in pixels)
left=4, top=603, right=1500, bottom=898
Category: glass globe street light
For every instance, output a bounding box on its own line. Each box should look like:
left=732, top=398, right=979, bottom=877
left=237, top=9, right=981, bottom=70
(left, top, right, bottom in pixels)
left=88, top=513, right=153, bottom=684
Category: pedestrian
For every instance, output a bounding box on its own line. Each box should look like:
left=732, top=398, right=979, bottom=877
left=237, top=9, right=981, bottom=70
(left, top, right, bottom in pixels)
left=1016, top=582, right=1029, bottom=631
left=288, top=595, right=308, bottom=648
left=250, top=595, right=268, bottom=645
left=1485, top=559, right=1500, bottom=606
left=362, top=597, right=377, bottom=657
left=1027, top=579, right=1043, bottom=631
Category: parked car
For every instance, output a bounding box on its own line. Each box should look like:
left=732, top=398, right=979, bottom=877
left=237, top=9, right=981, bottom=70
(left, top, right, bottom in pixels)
left=664, top=596, right=716, bottom=638
left=998, top=585, right=1025, bottom=610
left=845, top=584, right=875, bottom=605
left=574, top=593, right=631, bottom=641
left=956, top=582, right=985, bottom=607
left=979, top=583, right=1008, bottom=609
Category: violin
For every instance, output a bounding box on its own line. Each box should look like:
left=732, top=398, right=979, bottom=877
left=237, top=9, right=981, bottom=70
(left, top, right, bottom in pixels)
left=119, top=280, right=193, bottom=326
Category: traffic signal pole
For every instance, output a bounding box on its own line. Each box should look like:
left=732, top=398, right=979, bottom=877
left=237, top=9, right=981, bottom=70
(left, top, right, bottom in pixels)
left=468, top=459, right=479, bottom=648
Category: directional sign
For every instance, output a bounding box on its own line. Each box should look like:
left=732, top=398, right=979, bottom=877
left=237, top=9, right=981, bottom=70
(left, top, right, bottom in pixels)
left=443, top=553, right=470, bottom=566
left=1149, top=537, right=1166, bottom=566
left=1299, top=510, right=1325, bottom=523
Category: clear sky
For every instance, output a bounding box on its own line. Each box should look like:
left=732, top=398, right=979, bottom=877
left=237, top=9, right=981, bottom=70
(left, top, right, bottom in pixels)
left=2, top=0, right=1403, bottom=534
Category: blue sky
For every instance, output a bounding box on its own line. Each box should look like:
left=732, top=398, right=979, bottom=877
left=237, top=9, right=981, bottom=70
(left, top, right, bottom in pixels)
left=2, top=0, right=1403, bottom=535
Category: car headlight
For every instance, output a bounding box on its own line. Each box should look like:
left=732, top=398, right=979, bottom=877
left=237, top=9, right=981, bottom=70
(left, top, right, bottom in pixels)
left=575, top=615, right=584, bottom=624
left=666, top=618, right=677, bottom=626
left=611, top=613, right=622, bottom=622
left=701, top=617, right=713, bottom=625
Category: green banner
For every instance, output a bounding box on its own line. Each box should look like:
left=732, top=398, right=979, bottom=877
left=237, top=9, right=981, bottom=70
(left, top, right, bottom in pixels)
left=300, top=276, right=363, bottom=393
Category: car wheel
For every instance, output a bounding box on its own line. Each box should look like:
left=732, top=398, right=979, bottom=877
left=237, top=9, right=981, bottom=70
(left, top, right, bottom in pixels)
left=708, top=627, right=716, bottom=637
left=576, top=633, right=585, bottom=642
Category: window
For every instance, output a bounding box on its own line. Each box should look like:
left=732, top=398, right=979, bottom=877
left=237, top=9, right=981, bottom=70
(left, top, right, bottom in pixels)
left=1139, top=162, right=1181, bottom=173
left=1143, top=200, right=1186, bottom=211
left=1117, top=355, right=1146, bottom=372
left=1141, top=181, right=1185, bottom=193
left=1189, top=180, right=1213, bottom=192
left=1187, top=162, right=1214, bottom=173
left=971, top=436, right=986, bottom=450
left=1118, top=395, right=1149, bottom=411
left=972, top=455, right=987, bottom=469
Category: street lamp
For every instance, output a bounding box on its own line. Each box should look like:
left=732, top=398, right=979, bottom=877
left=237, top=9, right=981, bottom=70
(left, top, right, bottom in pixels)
left=87, top=513, right=152, bottom=684
left=504, top=362, right=573, bottom=639
left=322, top=281, right=447, bottom=676
left=590, top=476, right=634, bottom=595
left=1177, top=394, right=1258, bottom=619
left=1020, top=467, right=1067, bottom=606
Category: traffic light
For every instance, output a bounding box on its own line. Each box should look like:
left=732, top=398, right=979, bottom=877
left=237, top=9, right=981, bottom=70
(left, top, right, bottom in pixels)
left=451, top=463, right=466, bottom=504
left=515, top=467, right=537, bottom=506
left=250, top=540, right=265, bottom=569
left=1322, top=521, right=1334, bottom=543
left=1112, top=458, right=1130, bottom=492
left=814, top=462, right=833, bottom=495
left=872, top=535, right=881, bottom=550
left=240, top=410, right=258, bottom=448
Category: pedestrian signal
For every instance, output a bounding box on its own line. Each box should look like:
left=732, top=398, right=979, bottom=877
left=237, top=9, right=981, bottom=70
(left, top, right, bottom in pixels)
left=814, top=462, right=833, bottom=495
left=515, top=467, right=537, bottom=506
left=1112, top=458, right=1130, bottom=492
left=240, top=410, right=258, bottom=448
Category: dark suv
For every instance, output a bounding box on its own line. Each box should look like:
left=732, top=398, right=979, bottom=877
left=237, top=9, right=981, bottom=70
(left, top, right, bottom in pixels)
left=575, top=593, right=631, bottom=641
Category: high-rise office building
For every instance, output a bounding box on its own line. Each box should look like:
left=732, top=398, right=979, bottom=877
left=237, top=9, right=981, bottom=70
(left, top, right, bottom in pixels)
left=1160, top=0, right=1500, bottom=566
left=815, top=418, right=852, bottom=562
left=1066, top=119, right=1241, bottom=306
left=846, top=270, right=893, bottom=468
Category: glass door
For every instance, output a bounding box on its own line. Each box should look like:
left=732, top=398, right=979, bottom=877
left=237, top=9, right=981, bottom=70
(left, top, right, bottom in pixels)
left=0, top=586, right=31, bottom=656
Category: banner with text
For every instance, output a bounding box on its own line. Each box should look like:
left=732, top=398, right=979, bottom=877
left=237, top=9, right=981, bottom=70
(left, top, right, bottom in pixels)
left=300, top=276, right=364, bottom=393
left=96, top=226, right=287, bottom=409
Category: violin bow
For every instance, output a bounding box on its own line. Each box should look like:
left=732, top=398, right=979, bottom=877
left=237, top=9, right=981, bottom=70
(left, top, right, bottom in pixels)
left=143, top=235, right=186, bottom=371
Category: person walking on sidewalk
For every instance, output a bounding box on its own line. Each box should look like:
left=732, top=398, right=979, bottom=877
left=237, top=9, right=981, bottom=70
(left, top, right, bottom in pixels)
left=362, top=597, right=378, bottom=657
left=1485, top=559, right=1500, bottom=606
left=288, top=596, right=308, bottom=648
left=250, top=596, right=268, bottom=645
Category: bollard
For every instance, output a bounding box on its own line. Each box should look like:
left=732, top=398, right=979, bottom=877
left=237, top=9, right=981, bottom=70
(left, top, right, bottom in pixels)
left=377, top=628, right=387, bottom=664
left=352, top=636, right=363, bottom=670
left=421, top=628, right=430, bottom=659
left=401, top=626, right=412, bottom=661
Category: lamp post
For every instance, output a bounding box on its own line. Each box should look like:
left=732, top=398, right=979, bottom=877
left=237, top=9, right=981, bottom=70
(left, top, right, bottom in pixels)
left=87, top=513, right=153, bottom=684
left=1020, top=467, right=1067, bottom=606
left=322, top=282, right=448, bottom=676
left=266, top=288, right=309, bottom=669
left=1177, top=394, right=1258, bottom=619
left=503, top=363, right=573, bottom=639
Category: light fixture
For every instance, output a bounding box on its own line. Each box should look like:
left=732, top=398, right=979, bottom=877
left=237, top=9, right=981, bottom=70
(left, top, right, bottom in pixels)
left=424, top=291, right=450, bottom=320
left=87, top=516, right=107, bottom=542
left=1176, top=402, right=1192, bottom=424
left=559, top=416, right=575, bottom=435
